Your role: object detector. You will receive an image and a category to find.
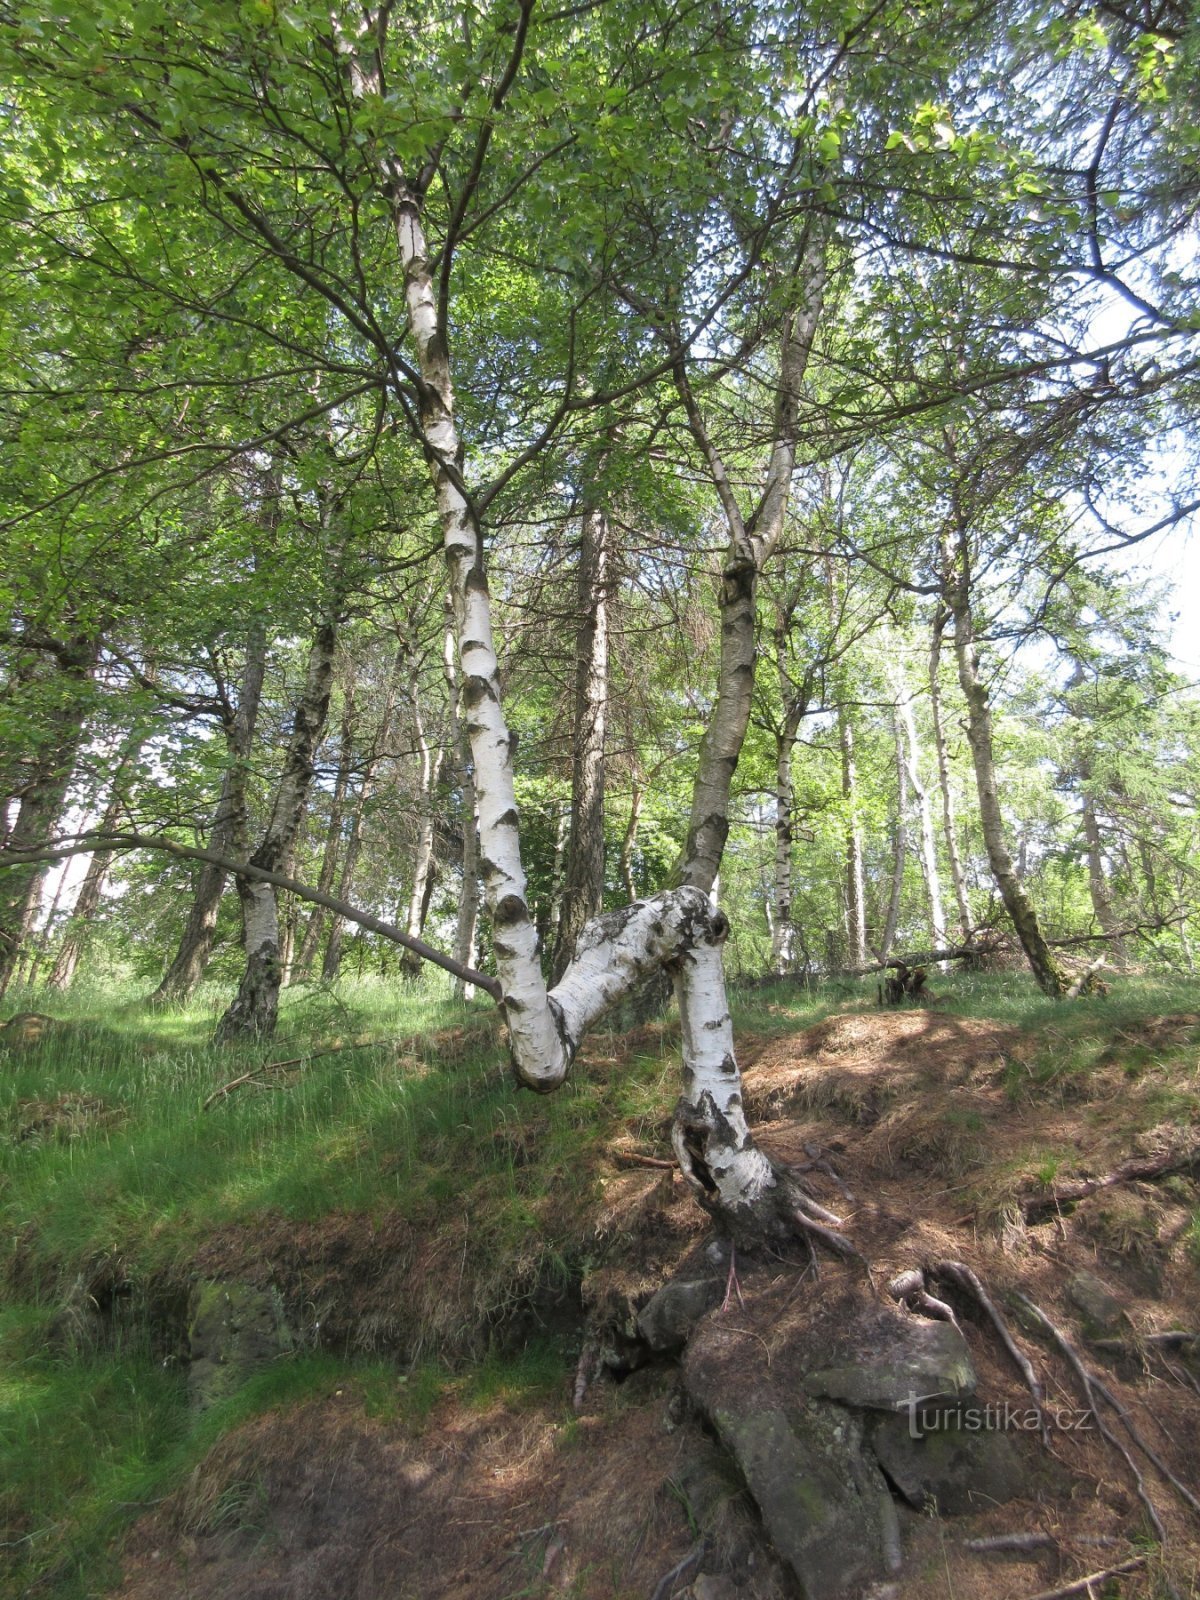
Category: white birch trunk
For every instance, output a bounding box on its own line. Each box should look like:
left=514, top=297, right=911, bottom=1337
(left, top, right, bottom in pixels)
left=443, top=615, right=479, bottom=999
left=895, top=670, right=948, bottom=955
left=550, top=504, right=609, bottom=982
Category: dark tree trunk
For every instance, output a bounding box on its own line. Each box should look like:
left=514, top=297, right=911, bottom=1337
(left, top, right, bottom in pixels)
left=150, top=624, right=267, bottom=1005
left=551, top=505, right=610, bottom=983
left=215, top=609, right=339, bottom=1042
left=943, top=524, right=1066, bottom=997
left=294, top=671, right=358, bottom=981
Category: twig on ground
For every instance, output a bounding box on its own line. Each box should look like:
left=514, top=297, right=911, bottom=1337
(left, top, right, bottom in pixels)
left=1020, top=1143, right=1200, bottom=1222
left=721, top=1244, right=744, bottom=1312
left=573, top=1339, right=599, bottom=1413
left=202, top=1038, right=386, bottom=1109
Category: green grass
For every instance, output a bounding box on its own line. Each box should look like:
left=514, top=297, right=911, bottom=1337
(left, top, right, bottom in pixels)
left=3, top=962, right=1199, bottom=1595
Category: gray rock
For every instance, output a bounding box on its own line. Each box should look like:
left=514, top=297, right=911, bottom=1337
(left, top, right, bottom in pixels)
left=690, top=1577, right=739, bottom=1600
left=699, top=1392, right=892, bottom=1597
left=638, top=1278, right=724, bottom=1352
left=869, top=1411, right=1024, bottom=1514
left=1067, top=1270, right=1126, bottom=1339
left=187, top=1279, right=293, bottom=1408
left=803, top=1314, right=976, bottom=1412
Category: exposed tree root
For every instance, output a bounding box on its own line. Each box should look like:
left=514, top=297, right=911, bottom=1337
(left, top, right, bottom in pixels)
left=649, top=1538, right=707, bottom=1600
left=1020, top=1142, right=1200, bottom=1222
left=930, top=1261, right=1050, bottom=1443
left=1014, top=1293, right=1181, bottom=1542
left=887, top=1269, right=960, bottom=1328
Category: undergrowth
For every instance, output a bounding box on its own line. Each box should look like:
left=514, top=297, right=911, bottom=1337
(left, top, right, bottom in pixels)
left=2, top=965, right=1199, bottom=1594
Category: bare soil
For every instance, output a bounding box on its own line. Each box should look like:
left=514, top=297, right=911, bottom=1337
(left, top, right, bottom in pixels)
left=113, top=1008, right=1200, bottom=1599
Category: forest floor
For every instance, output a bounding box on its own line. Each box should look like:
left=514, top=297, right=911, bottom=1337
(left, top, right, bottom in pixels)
left=2, top=972, right=1200, bottom=1599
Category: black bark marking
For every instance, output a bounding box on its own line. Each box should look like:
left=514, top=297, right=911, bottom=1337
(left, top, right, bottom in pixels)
left=718, top=1052, right=738, bottom=1077
left=463, top=676, right=498, bottom=709
left=494, top=894, right=527, bottom=928
left=495, top=808, right=520, bottom=832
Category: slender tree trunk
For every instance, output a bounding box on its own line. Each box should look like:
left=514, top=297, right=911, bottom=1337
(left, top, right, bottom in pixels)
left=46, top=734, right=147, bottom=991
left=0, top=634, right=99, bottom=997
left=771, top=700, right=805, bottom=975
left=673, top=236, right=827, bottom=896
left=943, top=525, right=1066, bottom=997
left=1065, top=665, right=1128, bottom=968
left=1080, top=779, right=1127, bottom=966
left=879, top=703, right=909, bottom=961
left=444, top=615, right=480, bottom=999
left=215, top=607, right=339, bottom=1042
left=895, top=670, right=948, bottom=953
left=840, top=711, right=868, bottom=969
left=150, top=624, right=267, bottom=1005
left=618, top=779, right=643, bottom=905
left=399, top=682, right=445, bottom=979
left=550, top=505, right=610, bottom=983
left=929, top=608, right=972, bottom=942
left=294, top=673, right=358, bottom=981
left=322, top=644, right=404, bottom=982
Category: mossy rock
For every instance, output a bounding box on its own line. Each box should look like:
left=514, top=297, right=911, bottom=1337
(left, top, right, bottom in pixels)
left=187, top=1279, right=294, bottom=1409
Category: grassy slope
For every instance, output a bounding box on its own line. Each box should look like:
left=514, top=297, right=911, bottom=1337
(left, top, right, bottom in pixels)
left=2, top=969, right=1199, bottom=1596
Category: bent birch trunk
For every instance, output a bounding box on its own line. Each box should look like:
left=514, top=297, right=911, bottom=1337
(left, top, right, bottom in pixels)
left=347, top=24, right=820, bottom=1240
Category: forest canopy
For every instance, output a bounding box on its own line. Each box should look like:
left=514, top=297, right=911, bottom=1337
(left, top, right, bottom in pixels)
left=0, top=0, right=1197, bottom=1080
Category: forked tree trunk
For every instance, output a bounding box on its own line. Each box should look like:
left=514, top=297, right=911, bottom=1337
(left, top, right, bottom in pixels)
left=550, top=504, right=610, bottom=983
left=348, top=24, right=814, bottom=1238
left=151, top=623, right=267, bottom=1005
left=943, top=524, right=1066, bottom=997
left=929, top=607, right=972, bottom=941
left=673, top=241, right=827, bottom=896
left=215, top=608, right=339, bottom=1041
